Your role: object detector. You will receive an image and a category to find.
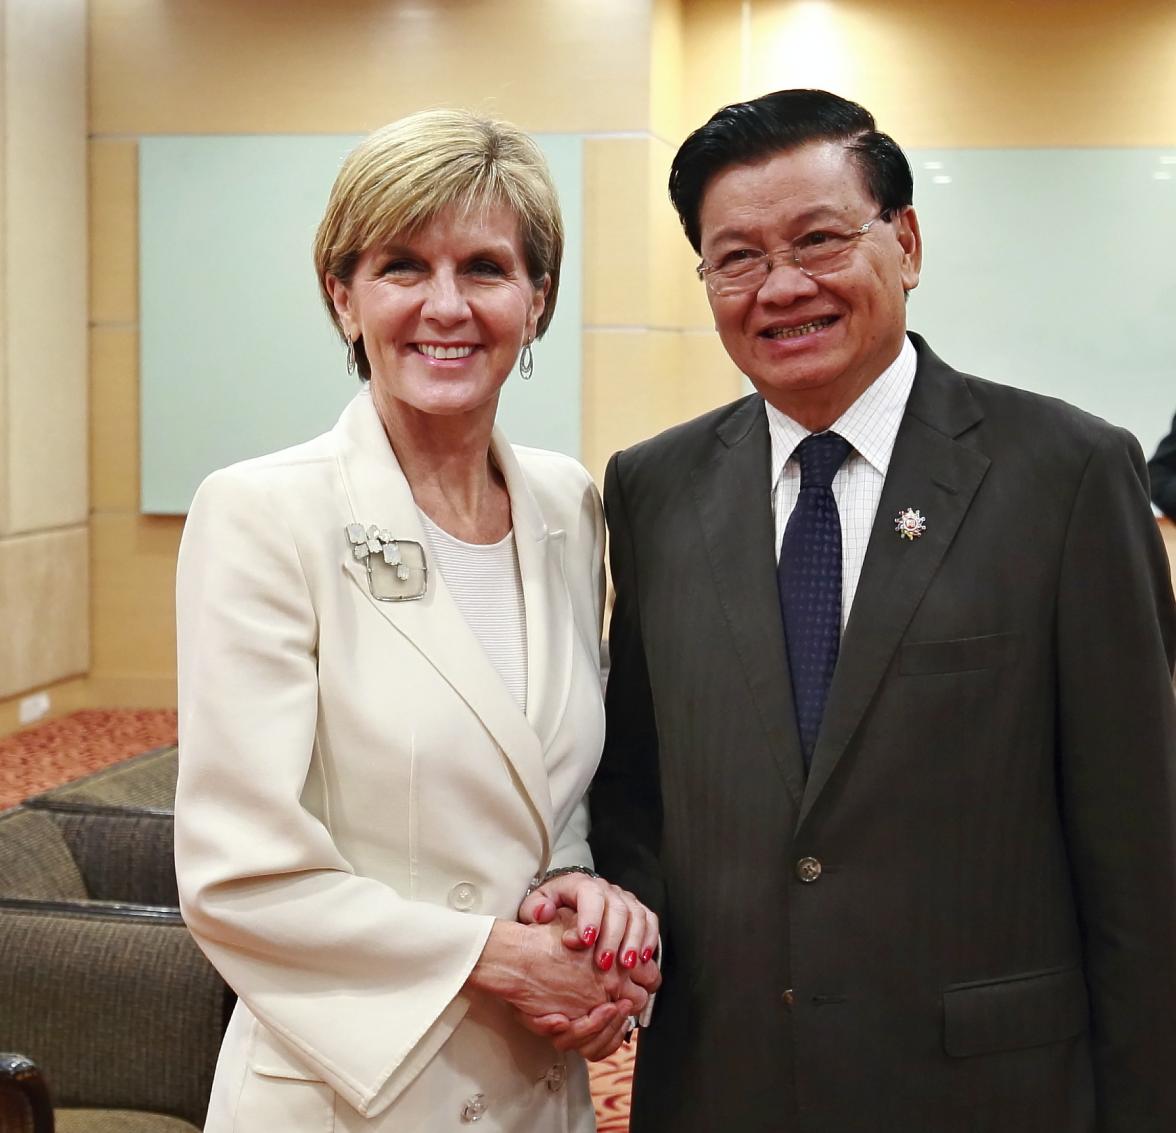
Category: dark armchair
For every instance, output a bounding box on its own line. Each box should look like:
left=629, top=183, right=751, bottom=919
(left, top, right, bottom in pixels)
left=0, top=804, right=229, bottom=1132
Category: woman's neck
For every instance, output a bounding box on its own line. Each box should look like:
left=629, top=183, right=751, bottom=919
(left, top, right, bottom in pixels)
left=374, top=392, right=512, bottom=545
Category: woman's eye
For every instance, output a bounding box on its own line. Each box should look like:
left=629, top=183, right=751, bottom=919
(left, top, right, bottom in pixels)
left=382, top=258, right=422, bottom=276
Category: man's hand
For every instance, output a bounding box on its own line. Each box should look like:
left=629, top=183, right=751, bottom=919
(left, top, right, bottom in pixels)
left=466, top=913, right=649, bottom=1022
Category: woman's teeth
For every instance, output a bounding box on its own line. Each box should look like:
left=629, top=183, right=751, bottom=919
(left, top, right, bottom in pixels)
left=417, top=344, right=474, bottom=359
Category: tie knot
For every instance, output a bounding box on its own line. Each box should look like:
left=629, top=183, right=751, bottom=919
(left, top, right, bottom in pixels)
left=794, top=432, right=852, bottom=489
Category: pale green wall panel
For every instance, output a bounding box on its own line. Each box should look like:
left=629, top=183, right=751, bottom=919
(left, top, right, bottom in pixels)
left=139, top=134, right=582, bottom=513
left=907, top=148, right=1176, bottom=460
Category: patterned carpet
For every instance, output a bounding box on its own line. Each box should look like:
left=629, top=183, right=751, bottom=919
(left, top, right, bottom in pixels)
left=0, top=708, right=635, bottom=1126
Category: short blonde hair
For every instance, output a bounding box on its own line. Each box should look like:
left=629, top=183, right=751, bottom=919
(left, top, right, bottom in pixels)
left=313, top=109, right=564, bottom=379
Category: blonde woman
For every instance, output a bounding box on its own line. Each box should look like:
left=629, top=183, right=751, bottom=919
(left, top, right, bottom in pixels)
left=175, top=110, right=659, bottom=1132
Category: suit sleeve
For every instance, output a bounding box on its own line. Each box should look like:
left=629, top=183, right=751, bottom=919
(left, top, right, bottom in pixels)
left=174, top=467, right=494, bottom=1118
left=588, top=452, right=667, bottom=918
left=1054, top=426, right=1176, bottom=1131
left=1147, top=412, right=1176, bottom=520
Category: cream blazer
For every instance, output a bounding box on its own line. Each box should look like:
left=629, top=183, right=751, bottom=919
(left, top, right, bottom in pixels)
left=174, top=389, right=605, bottom=1132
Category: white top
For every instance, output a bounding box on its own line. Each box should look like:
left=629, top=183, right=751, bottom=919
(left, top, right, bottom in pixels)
left=767, top=334, right=918, bottom=631
left=419, top=511, right=529, bottom=711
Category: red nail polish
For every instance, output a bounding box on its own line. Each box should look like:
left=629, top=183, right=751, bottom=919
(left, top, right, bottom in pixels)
left=622, top=950, right=638, bottom=969
left=640, top=947, right=653, bottom=964
left=582, top=926, right=598, bottom=946
left=597, top=951, right=614, bottom=971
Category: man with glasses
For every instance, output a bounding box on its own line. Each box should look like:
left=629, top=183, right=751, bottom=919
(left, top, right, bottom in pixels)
left=586, top=89, right=1176, bottom=1131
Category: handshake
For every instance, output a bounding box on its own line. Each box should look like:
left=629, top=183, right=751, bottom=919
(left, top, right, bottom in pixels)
left=467, top=870, right=662, bottom=1062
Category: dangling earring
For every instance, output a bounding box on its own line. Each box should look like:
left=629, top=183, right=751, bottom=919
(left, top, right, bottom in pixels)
left=519, top=341, right=534, bottom=381
left=345, top=332, right=357, bottom=376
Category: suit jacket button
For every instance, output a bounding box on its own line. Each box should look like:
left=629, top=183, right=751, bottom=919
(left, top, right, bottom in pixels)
left=449, top=882, right=480, bottom=911
left=545, top=1060, right=567, bottom=1092
left=796, top=856, right=822, bottom=883
left=460, top=1093, right=488, bottom=1122
left=782, top=988, right=796, bottom=1007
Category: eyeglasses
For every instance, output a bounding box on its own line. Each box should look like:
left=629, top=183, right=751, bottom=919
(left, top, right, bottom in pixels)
left=696, top=213, right=891, bottom=296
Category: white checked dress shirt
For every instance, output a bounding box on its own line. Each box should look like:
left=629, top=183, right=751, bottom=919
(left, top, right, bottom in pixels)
left=767, top=334, right=918, bottom=631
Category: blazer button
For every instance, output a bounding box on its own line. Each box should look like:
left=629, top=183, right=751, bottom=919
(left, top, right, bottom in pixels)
left=449, top=882, right=481, bottom=911
left=781, top=988, right=796, bottom=1007
left=795, top=856, right=822, bottom=883
left=544, top=1060, right=567, bottom=1092
left=460, top=1093, right=488, bottom=1122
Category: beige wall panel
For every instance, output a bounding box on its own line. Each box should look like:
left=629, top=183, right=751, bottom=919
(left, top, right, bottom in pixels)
left=583, top=329, right=688, bottom=484
left=4, top=0, right=88, bottom=533
left=86, top=673, right=177, bottom=710
left=748, top=0, right=1176, bottom=146
left=584, top=139, right=653, bottom=329
left=0, top=527, right=89, bottom=699
left=678, top=329, right=745, bottom=421
left=682, top=0, right=745, bottom=132
left=0, top=675, right=93, bottom=737
left=583, top=329, right=742, bottom=484
left=90, top=0, right=653, bottom=136
left=1161, top=520, right=1176, bottom=588
left=91, top=326, right=139, bottom=513
left=651, top=0, right=687, bottom=145
left=647, top=139, right=699, bottom=330
left=89, top=140, right=137, bottom=326
left=90, top=513, right=183, bottom=682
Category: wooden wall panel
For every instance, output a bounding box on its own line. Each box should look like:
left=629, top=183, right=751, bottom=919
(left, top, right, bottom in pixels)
left=0, top=528, right=89, bottom=699
left=89, top=0, right=654, bottom=136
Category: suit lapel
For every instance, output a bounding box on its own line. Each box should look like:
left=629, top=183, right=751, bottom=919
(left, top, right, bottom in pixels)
left=691, top=398, right=807, bottom=805
left=798, top=339, right=990, bottom=829
left=332, top=391, right=555, bottom=855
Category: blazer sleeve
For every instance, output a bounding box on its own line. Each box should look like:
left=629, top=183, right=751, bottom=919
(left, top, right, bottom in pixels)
left=1148, top=411, right=1176, bottom=520
left=588, top=451, right=668, bottom=918
left=174, top=465, right=495, bottom=1119
left=1054, top=426, right=1176, bottom=1130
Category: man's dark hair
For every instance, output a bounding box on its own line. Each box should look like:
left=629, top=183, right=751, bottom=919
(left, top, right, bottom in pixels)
left=668, top=88, right=914, bottom=253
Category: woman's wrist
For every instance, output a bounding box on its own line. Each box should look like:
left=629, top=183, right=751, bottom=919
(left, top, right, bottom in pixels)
left=466, top=920, right=532, bottom=1000
left=525, top=864, right=598, bottom=897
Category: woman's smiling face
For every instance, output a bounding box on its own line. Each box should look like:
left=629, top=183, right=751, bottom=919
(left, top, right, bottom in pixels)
left=328, top=200, right=546, bottom=429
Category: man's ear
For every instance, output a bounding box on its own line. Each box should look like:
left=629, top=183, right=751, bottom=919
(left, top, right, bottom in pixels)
left=896, top=206, right=922, bottom=293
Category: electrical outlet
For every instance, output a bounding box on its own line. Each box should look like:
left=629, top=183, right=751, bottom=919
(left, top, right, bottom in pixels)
left=18, top=691, right=51, bottom=725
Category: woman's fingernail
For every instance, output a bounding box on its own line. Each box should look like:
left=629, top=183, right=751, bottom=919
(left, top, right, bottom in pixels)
left=597, top=951, right=615, bottom=972
left=641, top=947, right=653, bottom=964
left=622, top=950, right=638, bottom=969
left=582, top=926, right=598, bottom=945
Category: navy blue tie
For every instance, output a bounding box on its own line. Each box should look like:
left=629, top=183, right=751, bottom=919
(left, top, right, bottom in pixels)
left=777, top=432, right=852, bottom=769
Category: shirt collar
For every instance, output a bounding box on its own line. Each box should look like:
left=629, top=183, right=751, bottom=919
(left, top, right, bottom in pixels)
left=767, top=333, right=917, bottom=486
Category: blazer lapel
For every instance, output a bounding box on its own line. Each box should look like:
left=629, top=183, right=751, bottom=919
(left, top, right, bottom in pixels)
left=690, top=397, right=807, bottom=805
left=490, top=434, right=576, bottom=762
left=798, top=339, right=991, bottom=828
left=332, top=392, right=554, bottom=854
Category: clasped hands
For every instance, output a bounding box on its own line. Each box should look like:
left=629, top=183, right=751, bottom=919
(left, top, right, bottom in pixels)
left=511, top=873, right=660, bottom=1061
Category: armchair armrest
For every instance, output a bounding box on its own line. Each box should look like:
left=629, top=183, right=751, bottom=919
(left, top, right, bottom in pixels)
left=0, top=901, right=229, bottom=1128
left=0, top=1052, right=53, bottom=1133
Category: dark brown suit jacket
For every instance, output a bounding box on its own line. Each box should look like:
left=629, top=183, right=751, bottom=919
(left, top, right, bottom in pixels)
left=590, top=335, right=1176, bottom=1132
